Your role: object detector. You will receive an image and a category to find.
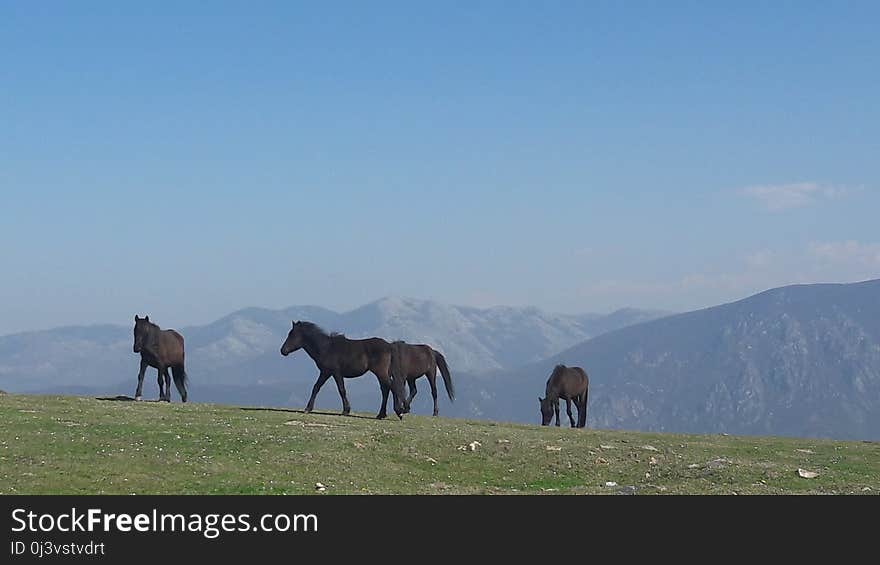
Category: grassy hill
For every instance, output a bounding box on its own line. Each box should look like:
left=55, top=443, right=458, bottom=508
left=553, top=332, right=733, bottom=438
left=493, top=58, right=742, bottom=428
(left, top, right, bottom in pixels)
left=1, top=394, right=877, bottom=495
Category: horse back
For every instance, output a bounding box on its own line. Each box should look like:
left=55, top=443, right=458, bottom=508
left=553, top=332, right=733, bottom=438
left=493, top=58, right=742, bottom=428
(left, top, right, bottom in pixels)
left=158, top=329, right=185, bottom=363
left=331, top=335, right=391, bottom=368
left=547, top=364, right=589, bottom=398
left=357, top=337, right=391, bottom=353
left=395, top=342, right=435, bottom=375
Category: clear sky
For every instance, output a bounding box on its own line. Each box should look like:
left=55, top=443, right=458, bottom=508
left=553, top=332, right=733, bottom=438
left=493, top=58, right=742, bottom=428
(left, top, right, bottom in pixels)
left=2, top=1, right=878, bottom=335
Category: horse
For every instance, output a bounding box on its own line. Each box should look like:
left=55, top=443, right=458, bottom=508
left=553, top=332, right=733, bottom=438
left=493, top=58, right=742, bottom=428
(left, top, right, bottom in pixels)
left=280, top=321, right=407, bottom=419
left=539, top=364, right=588, bottom=428
left=389, top=341, right=454, bottom=416
left=132, top=315, right=188, bottom=402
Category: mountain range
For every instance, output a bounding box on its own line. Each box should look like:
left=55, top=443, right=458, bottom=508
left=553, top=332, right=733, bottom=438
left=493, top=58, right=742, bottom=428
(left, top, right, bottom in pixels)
left=0, top=297, right=664, bottom=404
left=455, top=280, right=880, bottom=440
left=3, top=281, right=880, bottom=440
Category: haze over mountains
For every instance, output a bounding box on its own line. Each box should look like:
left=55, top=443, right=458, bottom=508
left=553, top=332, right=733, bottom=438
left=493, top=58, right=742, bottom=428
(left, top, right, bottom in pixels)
left=463, top=280, right=880, bottom=440
left=3, top=281, right=880, bottom=440
left=0, top=297, right=663, bottom=402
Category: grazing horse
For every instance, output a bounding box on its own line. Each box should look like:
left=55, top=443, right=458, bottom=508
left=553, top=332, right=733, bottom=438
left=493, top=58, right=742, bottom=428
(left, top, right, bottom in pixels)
left=132, top=315, right=188, bottom=402
left=539, top=364, right=588, bottom=428
left=390, top=341, right=454, bottom=416
left=280, top=321, right=407, bottom=419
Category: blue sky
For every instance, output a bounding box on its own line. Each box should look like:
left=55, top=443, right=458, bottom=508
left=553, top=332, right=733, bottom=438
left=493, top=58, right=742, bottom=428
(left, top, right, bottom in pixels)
left=1, top=1, right=878, bottom=334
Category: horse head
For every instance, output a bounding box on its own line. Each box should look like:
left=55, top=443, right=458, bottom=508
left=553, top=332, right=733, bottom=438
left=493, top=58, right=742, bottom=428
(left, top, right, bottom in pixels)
left=280, top=321, right=304, bottom=356
left=393, top=385, right=410, bottom=420
left=133, top=315, right=151, bottom=353
left=539, top=396, right=554, bottom=426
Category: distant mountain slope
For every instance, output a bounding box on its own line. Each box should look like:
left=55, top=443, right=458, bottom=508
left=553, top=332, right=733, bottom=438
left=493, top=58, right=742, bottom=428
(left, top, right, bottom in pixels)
left=465, top=280, right=880, bottom=440
left=0, top=325, right=131, bottom=392
left=6, top=282, right=880, bottom=440
left=0, top=298, right=665, bottom=395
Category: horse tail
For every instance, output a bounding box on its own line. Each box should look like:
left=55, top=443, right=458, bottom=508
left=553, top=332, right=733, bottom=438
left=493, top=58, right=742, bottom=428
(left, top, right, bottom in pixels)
left=432, top=349, right=454, bottom=401
left=171, top=365, right=188, bottom=403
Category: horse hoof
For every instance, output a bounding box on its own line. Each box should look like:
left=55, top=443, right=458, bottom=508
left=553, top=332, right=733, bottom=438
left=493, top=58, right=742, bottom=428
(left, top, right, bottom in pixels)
left=135, top=396, right=142, bottom=401
left=376, top=413, right=387, bottom=420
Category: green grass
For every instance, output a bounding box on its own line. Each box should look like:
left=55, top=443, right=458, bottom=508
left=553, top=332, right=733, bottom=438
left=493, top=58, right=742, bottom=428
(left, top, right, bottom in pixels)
left=1, top=393, right=878, bottom=494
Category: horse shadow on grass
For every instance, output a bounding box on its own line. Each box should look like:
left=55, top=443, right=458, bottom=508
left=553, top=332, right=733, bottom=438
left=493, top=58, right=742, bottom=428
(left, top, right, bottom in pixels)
left=96, top=395, right=163, bottom=403
left=94, top=396, right=380, bottom=421
left=239, top=406, right=377, bottom=421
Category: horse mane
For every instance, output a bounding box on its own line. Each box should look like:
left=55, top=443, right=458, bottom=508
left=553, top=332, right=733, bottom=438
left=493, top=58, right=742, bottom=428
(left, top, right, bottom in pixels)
left=136, top=317, right=160, bottom=331
left=298, top=321, right=338, bottom=339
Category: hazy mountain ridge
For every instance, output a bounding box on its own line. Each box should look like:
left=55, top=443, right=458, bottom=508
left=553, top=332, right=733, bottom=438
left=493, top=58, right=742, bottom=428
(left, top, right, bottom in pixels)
left=458, top=280, right=880, bottom=440
left=6, top=281, right=878, bottom=440
left=0, top=298, right=663, bottom=393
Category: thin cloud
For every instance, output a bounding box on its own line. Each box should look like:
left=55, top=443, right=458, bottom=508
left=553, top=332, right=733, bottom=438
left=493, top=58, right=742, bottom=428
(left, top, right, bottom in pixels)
left=744, top=249, right=775, bottom=269
left=740, top=182, right=851, bottom=211
left=576, top=243, right=880, bottom=311
left=809, top=240, right=880, bottom=268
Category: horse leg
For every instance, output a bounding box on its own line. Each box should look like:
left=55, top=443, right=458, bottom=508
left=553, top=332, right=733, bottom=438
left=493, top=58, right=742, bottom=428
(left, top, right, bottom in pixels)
left=159, top=366, right=171, bottom=401
left=578, top=391, right=588, bottom=428
left=305, top=370, right=331, bottom=413
left=158, top=366, right=170, bottom=401
left=407, top=378, right=417, bottom=407
left=157, top=369, right=166, bottom=401
left=163, top=370, right=172, bottom=401
left=426, top=369, right=439, bottom=417
left=566, top=399, right=575, bottom=428
left=332, top=374, right=351, bottom=416
left=377, top=364, right=405, bottom=420
left=377, top=378, right=390, bottom=420
left=134, top=359, right=148, bottom=401
left=554, top=400, right=561, bottom=427
left=165, top=370, right=173, bottom=402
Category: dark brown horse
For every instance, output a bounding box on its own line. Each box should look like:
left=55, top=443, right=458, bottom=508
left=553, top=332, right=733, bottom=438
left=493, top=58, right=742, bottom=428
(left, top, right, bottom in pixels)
left=390, top=341, right=453, bottom=416
left=539, top=364, right=588, bottom=428
left=133, top=315, right=188, bottom=402
left=280, top=321, right=407, bottom=419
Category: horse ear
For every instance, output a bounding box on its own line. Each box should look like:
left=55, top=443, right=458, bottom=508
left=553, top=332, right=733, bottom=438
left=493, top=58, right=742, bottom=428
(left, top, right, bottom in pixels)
left=135, top=315, right=140, bottom=321
left=538, top=396, right=543, bottom=403
left=292, top=320, right=297, bottom=327
left=144, top=315, right=149, bottom=322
